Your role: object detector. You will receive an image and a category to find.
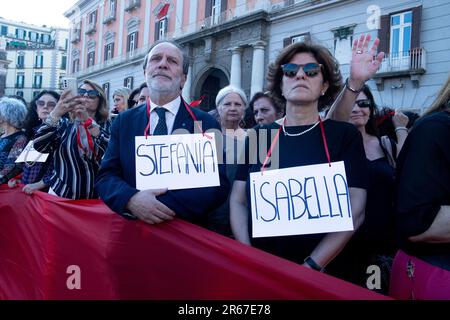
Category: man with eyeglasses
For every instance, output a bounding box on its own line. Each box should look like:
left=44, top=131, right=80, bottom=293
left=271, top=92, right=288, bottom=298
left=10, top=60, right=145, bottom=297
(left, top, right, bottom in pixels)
left=95, top=40, right=229, bottom=227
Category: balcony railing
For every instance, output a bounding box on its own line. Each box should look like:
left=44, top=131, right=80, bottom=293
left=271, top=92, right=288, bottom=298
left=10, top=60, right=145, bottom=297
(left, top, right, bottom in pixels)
left=15, top=83, right=24, bottom=88
left=125, top=0, right=140, bottom=12
left=103, top=12, right=116, bottom=25
left=377, top=48, right=426, bottom=74
left=32, top=83, right=42, bottom=89
left=85, top=23, right=96, bottom=35
left=71, top=30, right=81, bottom=43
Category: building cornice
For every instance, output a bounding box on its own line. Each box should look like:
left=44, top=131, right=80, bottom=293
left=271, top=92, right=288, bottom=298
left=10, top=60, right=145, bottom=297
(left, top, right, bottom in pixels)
left=175, top=11, right=270, bottom=46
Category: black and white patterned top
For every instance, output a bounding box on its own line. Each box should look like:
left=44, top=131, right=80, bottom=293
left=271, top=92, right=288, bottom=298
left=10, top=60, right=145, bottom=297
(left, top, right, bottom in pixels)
left=33, top=117, right=111, bottom=199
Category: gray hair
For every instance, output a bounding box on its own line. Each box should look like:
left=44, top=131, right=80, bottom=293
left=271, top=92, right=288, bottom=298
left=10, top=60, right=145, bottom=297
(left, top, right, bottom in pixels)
left=215, top=85, right=248, bottom=107
left=143, top=40, right=190, bottom=75
left=113, top=87, right=131, bottom=100
left=0, top=97, right=28, bottom=129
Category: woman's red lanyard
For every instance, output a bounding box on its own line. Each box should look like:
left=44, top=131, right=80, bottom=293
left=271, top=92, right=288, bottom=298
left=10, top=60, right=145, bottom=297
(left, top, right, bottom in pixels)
left=260, top=116, right=331, bottom=174
left=76, top=117, right=97, bottom=158
left=143, top=96, right=212, bottom=139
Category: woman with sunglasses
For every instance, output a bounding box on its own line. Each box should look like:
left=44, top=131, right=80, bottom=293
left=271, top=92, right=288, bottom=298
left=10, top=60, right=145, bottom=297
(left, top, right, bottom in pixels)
left=33, top=80, right=111, bottom=199
left=230, top=37, right=382, bottom=272
left=8, top=90, right=60, bottom=194
left=325, top=85, right=408, bottom=293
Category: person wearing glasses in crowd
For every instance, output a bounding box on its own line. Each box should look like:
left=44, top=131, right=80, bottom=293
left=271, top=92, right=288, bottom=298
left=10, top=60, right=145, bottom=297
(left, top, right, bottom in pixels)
left=112, top=87, right=132, bottom=114
left=390, top=74, right=450, bottom=299
left=230, top=35, right=384, bottom=272
left=325, top=85, right=408, bottom=293
left=33, top=80, right=111, bottom=199
left=0, top=97, right=28, bottom=185
left=8, top=90, right=60, bottom=194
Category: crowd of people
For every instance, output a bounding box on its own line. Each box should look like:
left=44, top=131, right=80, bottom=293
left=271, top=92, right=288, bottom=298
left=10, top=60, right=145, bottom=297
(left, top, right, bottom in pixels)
left=0, top=34, right=448, bottom=299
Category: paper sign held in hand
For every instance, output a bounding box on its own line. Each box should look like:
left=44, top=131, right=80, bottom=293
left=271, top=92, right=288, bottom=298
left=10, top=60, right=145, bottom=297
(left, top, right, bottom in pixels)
left=15, top=141, right=49, bottom=163
left=135, top=133, right=220, bottom=190
left=250, top=161, right=353, bottom=238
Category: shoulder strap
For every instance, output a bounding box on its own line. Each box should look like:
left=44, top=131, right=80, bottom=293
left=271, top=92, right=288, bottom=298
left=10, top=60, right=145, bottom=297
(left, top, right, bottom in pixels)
left=380, top=136, right=396, bottom=168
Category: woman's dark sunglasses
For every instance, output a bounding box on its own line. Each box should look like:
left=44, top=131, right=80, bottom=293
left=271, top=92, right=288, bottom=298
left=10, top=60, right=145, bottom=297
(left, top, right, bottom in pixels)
left=78, top=88, right=100, bottom=99
left=281, top=63, right=322, bottom=78
left=355, top=99, right=372, bottom=108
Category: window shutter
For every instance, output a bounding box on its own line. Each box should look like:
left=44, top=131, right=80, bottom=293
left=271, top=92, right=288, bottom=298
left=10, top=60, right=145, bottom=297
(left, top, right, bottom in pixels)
left=126, top=34, right=131, bottom=52
left=411, top=6, right=422, bottom=49
left=163, top=20, right=167, bottom=36
left=134, top=32, right=138, bottom=49
left=41, top=55, right=43, bottom=67
left=130, top=77, right=133, bottom=89
left=154, top=21, right=159, bottom=41
left=221, top=0, right=227, bottom=12
left=111, top=43, right=114, bottom=58
left=123, top=78, right=127, bottom=87
left=205, top=0, right=212, bottom=18
left=378, top=14, right=390, bottom=54
left=104, top=45, right=108, bottom=61
left=283, top=37, right=292, bottom=48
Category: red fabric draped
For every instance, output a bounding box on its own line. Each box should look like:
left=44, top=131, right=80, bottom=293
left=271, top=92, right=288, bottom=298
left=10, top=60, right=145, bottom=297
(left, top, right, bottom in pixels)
left=0, top=186, right=389, bottom=300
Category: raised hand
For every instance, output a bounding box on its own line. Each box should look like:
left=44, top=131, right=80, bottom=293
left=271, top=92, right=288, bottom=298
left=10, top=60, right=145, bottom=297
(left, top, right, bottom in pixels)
left=349, top=34, right=385, bottom=89
left=51, top=89, right=78, bottom=118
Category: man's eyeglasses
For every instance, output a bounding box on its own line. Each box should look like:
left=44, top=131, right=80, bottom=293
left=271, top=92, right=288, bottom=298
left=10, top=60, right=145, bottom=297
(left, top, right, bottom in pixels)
left=36, top=100, right=56, bottom=108
left=78, top=88, right=100, bottom=99
left=281, top=63, right=323, bottom=78
left=355, top=99, right=372, bottom=108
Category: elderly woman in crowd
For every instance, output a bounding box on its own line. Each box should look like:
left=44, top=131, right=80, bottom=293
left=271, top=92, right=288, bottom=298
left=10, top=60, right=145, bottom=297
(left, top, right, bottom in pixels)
left=248, top=91, right=284, bottom=126
left=112, top=87, right=132, bottom=114
left=230, top=34, right=384, bottom=271
left=0, top=97, right=28, bottom=184
left=33, top=79, right=111, bottom=199
left=207, top=85, right=248, bottom=236
left=390, top=74, right=450, bottom=300
left=8, top=90, right=60, bottom=194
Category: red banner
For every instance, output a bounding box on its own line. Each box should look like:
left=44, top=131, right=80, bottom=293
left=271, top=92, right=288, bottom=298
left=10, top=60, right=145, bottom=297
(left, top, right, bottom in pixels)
left=0, top=186, right=388, bottom=300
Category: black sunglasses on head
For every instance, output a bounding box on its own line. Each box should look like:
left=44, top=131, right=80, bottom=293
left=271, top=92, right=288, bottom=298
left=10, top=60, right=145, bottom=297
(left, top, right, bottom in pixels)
left=78, top=88, right=100, bottom=99
left=355, top=99, right=372, bottom=108
left=281, top=63, right=323, bottom=78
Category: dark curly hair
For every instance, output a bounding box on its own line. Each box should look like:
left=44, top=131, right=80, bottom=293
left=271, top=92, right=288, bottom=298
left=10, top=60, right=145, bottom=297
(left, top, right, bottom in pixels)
left=24, top=90, right=60, bottom=138
left=266, top=41, right=343, bottom=112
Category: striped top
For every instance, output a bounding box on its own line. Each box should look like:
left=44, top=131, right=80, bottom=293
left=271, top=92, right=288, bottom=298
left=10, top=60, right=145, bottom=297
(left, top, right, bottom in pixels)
left=33, top=117, right=111, bottom=199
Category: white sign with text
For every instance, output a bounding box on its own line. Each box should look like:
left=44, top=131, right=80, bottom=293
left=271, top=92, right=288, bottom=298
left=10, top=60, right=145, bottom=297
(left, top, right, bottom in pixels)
left=15, top=141, right=49, bottom=163
left=250, top=161, right=353, bottom=238
left=135, top=133, right=220, bottom=190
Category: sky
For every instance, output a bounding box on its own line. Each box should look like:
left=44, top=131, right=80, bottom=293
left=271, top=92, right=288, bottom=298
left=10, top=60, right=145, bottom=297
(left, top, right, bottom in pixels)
left=0, top=0, right=78, bottom=29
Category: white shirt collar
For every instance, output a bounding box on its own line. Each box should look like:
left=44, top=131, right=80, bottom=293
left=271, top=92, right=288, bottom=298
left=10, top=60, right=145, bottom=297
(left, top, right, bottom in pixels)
left=149, top=96, right=181, bottom=116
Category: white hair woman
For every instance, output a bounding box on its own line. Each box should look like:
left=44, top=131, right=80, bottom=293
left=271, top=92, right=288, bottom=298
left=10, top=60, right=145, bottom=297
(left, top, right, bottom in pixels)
left=0, top=97, right=28, bottom=184
left=215, top=85, right=248, bottom=133
left=207, top=85, right=248, bottom=236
